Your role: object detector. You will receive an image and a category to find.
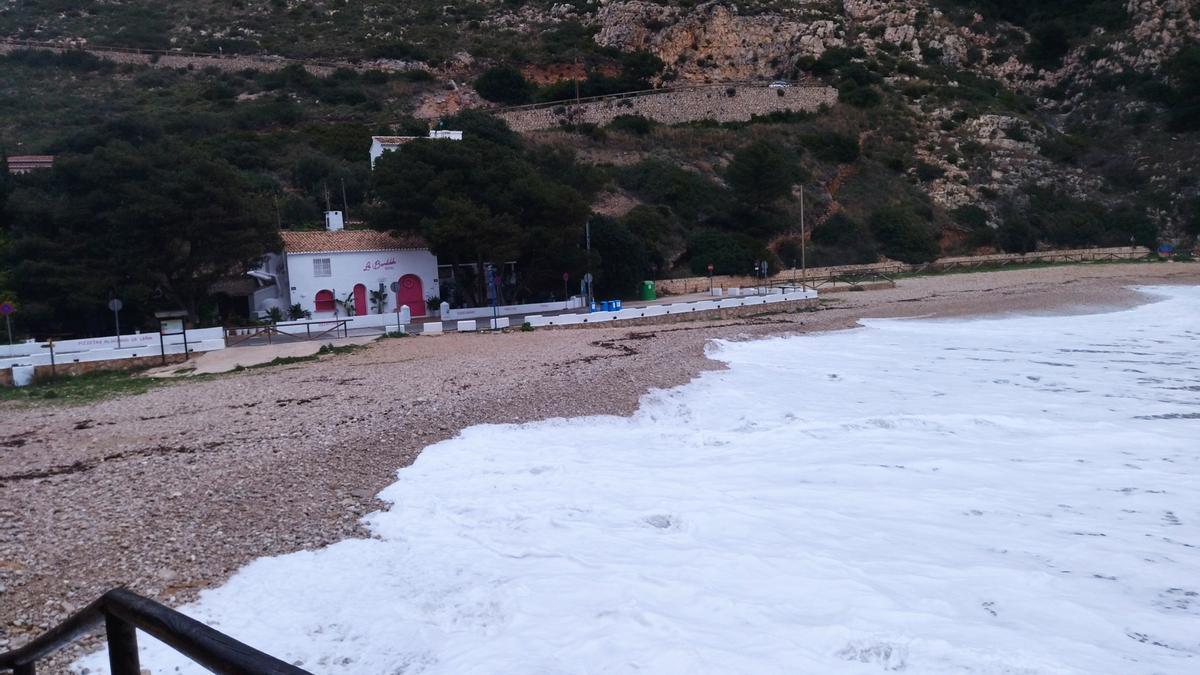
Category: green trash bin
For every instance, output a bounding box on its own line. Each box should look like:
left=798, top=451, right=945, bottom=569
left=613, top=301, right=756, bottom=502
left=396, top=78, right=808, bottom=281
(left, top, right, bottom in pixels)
left=641, top=280, right=656, bottom=301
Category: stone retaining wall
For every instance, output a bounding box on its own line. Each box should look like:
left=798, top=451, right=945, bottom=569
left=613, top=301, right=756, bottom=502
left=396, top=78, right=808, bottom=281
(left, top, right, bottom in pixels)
left=496, top=84, right=837, bottom=132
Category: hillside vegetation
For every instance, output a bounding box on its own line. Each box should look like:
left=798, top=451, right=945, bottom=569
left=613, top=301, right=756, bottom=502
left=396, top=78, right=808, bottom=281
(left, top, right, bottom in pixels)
left=1, top=0, right=1198, bottom=337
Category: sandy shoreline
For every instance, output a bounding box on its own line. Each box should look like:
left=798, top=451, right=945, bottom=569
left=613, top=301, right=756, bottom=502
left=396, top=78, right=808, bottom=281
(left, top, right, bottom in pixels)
left=1, top=261, right=1198, bottom=666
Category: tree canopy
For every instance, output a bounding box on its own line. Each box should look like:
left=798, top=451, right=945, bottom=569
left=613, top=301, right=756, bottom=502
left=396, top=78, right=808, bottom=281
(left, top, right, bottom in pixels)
left=474, top=66, right=535, bottom=105
left=369, top=113, right=594, bottom=305
left=725, top=140, right=806, bottom=209
left=868, top=205, right=941, bottom=263
left=1, top=140, right=277, bottom=335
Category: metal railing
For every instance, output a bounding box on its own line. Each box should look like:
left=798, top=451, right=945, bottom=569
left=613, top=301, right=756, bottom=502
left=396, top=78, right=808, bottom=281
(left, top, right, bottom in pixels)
left=0, top=588, right=309, bottom=674
left=224, top=319, right=350, bottom=347
left=657, top=247, right=1154, bottom=296
left=491, top=78, right=824, bottom=114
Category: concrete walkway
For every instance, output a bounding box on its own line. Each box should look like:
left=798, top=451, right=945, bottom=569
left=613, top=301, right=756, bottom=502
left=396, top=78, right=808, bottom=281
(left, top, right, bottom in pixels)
left=147, top=336, right=378, bottom=377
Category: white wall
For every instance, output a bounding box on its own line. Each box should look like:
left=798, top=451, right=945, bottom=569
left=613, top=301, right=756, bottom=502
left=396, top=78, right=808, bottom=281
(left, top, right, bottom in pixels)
left=443, top=297, right=584, bottom=320
left=286, top=249, right=439, bottom=318
left=524, top=290, right=817, bottom=328
left=0, top=327, right=226, bottom=368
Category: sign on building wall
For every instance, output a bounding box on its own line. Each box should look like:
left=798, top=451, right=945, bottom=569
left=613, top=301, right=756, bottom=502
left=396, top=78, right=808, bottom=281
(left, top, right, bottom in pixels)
left=361, top=257, right=398, bottom=271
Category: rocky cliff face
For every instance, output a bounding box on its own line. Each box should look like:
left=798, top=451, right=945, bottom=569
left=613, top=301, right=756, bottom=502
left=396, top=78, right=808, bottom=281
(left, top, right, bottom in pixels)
left=591, top=0, right=1199, bottom=237
left=595, top=1, right=842, bottom=83
left=595, top=0, right=1197, bottom=92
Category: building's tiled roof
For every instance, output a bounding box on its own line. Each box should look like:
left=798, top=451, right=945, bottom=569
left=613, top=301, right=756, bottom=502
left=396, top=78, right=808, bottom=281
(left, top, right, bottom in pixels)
left=280, top=229, right=428, bottom=254
left=6, top=155, right=55, bottom=171
left=371, top=136, right=420, bottom=146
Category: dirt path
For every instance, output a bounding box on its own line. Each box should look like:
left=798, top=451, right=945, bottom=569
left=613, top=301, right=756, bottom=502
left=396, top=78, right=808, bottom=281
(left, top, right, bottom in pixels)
left=1, top=262, right=1197, bottom=666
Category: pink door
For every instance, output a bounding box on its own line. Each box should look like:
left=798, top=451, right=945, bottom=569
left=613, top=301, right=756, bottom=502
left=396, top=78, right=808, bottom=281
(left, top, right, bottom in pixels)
left=353, top=284, right=368, bottom=316
left=397, top=274, right=425, bottom=317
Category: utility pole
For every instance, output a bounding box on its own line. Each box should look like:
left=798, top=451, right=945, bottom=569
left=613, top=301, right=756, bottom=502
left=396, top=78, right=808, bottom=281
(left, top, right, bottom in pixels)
left=584, top=218, right=593, bottom=308
left=323, top=181, right=332, bottom=212
left=800, top=185, right=808, bottom=290
left=574, top=53, right=581, bottom=105
left=340, top=177, right=349, bottom=221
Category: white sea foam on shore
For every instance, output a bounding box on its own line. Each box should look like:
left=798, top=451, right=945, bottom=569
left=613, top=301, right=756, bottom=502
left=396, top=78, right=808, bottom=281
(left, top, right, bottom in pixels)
left=77, top=286, right=1200, bottom=674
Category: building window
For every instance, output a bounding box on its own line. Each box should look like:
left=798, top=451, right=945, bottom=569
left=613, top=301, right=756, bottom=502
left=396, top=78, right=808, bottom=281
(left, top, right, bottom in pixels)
left=313, top=258, right=332, bottom=277
left=314, top=289, right=335, bottom=312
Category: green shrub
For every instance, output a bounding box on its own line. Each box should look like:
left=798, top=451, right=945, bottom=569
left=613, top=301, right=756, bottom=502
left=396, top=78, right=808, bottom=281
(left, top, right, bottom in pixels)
left=607, top=114, right=657, bottom=135
left=1038, top=132, right=1089, bottom=163
left=613, top=159, right=729, bottom=223
left=840, top=83, right=883, bottom=108
left=686, top=229, right=774, bottom=276
left=590, top=216, right=651, bottom=298
left=1024, top=23, right=1071, bottom=69
left=726, top=140, right=806, bottom=208
left=997, top=214, right=1039, bottom=253
left=809, top=213, right=879, bottom=266
left=799, top=132, right=860, bottom=163
left=474, top=66, right=533, bottom=104
left=915, top=161, right=946, bottom=182
left=952, top=205, right=989, bottom=229
left=868, top=206, right=941, bottom=263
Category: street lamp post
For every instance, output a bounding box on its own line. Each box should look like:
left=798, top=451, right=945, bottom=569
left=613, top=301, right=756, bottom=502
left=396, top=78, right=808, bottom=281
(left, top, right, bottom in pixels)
left=800, top=186, right=808, bottom=290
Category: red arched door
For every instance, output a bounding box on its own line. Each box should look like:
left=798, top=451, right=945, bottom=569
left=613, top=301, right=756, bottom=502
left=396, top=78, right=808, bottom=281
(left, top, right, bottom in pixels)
left=397, top=274, right=425, bottom=317
left=353, top=284, right=368, bottom=316
left=314, top=289, right=335, bottom=313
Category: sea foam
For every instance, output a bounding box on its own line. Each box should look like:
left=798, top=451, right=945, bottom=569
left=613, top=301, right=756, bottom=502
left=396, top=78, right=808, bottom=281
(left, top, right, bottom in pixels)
left=77, top=286, right=1200, bottom=674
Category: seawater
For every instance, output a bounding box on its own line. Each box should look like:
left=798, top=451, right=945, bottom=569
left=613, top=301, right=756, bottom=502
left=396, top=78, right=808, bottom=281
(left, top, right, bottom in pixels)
left=78, top=286, right=1200, bottom=674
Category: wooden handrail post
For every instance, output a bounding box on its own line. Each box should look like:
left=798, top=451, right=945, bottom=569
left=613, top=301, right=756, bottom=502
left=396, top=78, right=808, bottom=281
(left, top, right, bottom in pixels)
left=106, top=615, right=140, bottom=675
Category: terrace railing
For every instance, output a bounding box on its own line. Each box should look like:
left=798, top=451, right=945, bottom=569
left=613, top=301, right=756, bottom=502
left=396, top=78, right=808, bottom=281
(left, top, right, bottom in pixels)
left=0, top=587, right=309, bottom=674
left=491, top=78, right=824, bottom=114
left=224, top=319, right=350, bottom=347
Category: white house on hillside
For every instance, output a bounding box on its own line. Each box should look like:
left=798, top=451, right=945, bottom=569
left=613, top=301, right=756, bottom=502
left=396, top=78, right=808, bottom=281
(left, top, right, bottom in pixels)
left=369, top=130, right=463, bottom=169
left=281, top=229, right=439, bottom=318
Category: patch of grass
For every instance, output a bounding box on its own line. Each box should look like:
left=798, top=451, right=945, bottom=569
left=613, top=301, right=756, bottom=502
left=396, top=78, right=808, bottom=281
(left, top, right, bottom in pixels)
left=316, top=343, right=364, bottom=356
left=243, top=342, right=365, bottom=369
left=246, top=354, right=319, bottom=369
left=891, top=255, right=1161, bottom=280
left=0, top=369, right=166, bottom=404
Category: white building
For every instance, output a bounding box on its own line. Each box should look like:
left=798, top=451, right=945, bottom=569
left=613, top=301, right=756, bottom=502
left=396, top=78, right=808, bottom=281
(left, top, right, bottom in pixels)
left=280, top=229, right=439, bottom=318
left=369, top=130, right=464, bottom=169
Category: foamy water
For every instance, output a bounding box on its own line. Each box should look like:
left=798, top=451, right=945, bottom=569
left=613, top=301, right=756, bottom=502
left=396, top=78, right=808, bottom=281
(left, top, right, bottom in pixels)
left=77, top=286, right=1200, bottom=674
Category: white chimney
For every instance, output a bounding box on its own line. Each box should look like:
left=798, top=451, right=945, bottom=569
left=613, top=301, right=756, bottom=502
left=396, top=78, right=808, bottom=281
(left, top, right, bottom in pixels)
left=325, top=211, right=344, bottom=231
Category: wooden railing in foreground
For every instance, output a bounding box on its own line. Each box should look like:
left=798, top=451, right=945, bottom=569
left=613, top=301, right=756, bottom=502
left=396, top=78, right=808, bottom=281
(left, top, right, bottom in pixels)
left=0, top=587, right=309, bottom=675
